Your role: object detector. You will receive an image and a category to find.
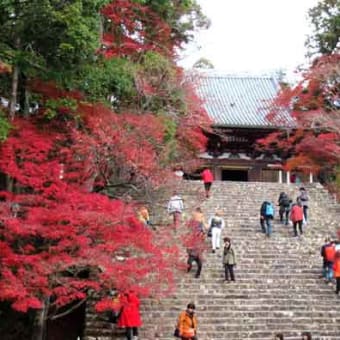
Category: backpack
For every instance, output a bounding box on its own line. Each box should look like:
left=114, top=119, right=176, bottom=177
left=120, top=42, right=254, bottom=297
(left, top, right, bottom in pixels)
left=211, top=218, right=222, bottom=228
left=265, top=202, right=274, bottom=216
left=325, top=244, right=336, bottom=262
left=281, top=195, right=290, bottom=207
left=299, top=191, right=308, bottom=202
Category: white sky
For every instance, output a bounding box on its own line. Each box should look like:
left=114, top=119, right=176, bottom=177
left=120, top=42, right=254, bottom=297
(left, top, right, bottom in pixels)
left=178, top=0, right=319, bottom=76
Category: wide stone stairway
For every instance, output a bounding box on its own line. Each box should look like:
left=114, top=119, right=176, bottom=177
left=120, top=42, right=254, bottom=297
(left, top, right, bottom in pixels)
left=84, top=181, right=340, bottom=340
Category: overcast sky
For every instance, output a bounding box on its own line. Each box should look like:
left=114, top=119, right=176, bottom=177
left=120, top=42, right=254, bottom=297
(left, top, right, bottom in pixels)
left=178, top=0, right=319, bottom=76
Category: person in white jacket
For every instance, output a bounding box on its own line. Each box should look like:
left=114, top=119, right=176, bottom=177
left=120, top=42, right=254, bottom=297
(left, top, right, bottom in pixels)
left=167, top=192, right=184, bottom=227
left=208, top=210, right=225, bottom=253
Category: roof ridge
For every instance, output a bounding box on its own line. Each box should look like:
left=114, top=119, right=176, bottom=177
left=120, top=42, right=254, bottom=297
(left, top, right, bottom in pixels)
left=190, top=70, right=279, bottom=79
left=201, top=74, right=277, bottom=80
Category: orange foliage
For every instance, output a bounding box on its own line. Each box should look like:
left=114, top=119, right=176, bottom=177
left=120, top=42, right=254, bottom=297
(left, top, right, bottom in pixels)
left=0, top=61, right=11, bottom=74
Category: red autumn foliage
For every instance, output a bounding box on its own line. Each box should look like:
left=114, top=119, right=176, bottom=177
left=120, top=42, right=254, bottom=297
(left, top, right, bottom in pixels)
left=30, top=79, right=84, bottom=102
left=75, top=102, right=173, bottom=189
left=176, top=76, right=211, bottom=164
left=100, top=0, right=172, bottom=58
left=0, top=117, right=183, bottom=312
left=0, top=67, right=210, bottom=312
left=0, top=0, right=211, bottom=320
left=257, top=54, right=340, bottom=173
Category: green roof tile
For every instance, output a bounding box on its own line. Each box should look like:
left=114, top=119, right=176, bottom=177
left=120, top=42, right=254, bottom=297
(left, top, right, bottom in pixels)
left=195, top=74, right=295, bottom=128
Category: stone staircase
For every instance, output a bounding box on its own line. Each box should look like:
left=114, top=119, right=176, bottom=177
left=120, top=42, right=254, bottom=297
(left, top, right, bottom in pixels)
left=84, top=181, right=340, bottom=340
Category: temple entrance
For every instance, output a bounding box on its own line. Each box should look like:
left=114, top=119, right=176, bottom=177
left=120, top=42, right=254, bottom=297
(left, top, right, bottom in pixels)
left=222, top=169, right=248, bottom=181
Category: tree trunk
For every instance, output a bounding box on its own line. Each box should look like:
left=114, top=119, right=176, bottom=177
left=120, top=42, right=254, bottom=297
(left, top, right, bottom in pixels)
left=9, top=36, right=21, bottom=120
left=9, top=63, right=19, bottom=120
left=5, top=174, right=13, bottom=192
left=19, top=73, right=30, bottom=117
left=31, top=298, right=49, bottom=340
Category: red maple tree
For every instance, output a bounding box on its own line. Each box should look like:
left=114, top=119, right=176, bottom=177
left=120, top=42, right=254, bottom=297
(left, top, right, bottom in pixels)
left=0, top=1, right=211, bottom=338
left=0, top=116, right=183, bottom=313
left=0, top=66, right=209, bottom=325
left=257, top=54, right=340, bottom=177
left=100, top=0, right=173, bottom=58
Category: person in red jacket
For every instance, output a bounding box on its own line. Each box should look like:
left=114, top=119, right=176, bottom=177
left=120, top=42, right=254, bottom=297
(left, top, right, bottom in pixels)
left=320, top=236, right=335, bottom=283
left=201, top=168, right=214, bottom=198
left=118, top=291, right=142, bottom=340
left=332, top=250, right=340, bottom=295
left=290, top=200, right=304, bottom=237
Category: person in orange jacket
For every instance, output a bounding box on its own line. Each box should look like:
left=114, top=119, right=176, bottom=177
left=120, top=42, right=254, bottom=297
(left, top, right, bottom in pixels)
left=332, top=250, right=340, bottom=295
left=176, top=302, right=198, bottom=340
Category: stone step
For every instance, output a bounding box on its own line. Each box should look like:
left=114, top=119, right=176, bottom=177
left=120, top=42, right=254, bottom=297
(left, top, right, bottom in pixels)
left=83, top=180, right=340, bottom=339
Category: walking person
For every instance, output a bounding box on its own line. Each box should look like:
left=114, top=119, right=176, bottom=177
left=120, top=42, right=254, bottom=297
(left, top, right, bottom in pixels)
left=167, top=191, right=184, bottom=228
left=185, top=220, right=206, bottom=279
left=222, top=237, right=236, bottom=282
left=333, top=250, right=340, bottom=295
left=201, top=168, right=214, bottom=198
left=320, top=236, right=335, bottom=283
left=208, top=210, right=225, bottom=253
left=260, top=201, right=274, bottom=237
left=117, top=291, right=142, bottom=340
left=278, top=192, right=291, bottom=225
left=290, top=200, right=304, bottom=237
left=187, top=247, right=203, bottom=279
left=191, top=207, right=207, bottom=235
left=175, top=303, right=198, bottom=340
left=297, top=187, right=309, bottom=223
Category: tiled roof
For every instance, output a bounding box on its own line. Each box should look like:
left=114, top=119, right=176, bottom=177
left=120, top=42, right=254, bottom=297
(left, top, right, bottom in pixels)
left=195, top=73, right=294, bottom=128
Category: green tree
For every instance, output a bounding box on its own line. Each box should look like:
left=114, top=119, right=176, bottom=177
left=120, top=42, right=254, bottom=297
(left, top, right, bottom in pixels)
left=140, top=0, right=210, bottom=46
left=306, top=0, right=340, bottom=55
left=0, top=0, right=209, bottom=118
left=0, top=0, right=109, bottom=117
left=193, top=57, right=214, bottom=69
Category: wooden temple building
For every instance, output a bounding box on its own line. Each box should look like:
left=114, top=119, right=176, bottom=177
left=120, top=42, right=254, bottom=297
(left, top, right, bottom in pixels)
left=194, top=73, right=313, bottom=183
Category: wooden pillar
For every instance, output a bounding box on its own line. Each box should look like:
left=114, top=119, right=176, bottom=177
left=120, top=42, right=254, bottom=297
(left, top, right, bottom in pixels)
left=287, top=171, right=291, bottom=184
left=278, top=170, right=282, bottom=183
left=309, top=172, right=313, bottom=183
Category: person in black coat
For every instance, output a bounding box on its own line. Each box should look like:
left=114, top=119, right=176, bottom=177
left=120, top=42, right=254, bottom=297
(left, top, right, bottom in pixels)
left=278, top=192, right=291, bottom=225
